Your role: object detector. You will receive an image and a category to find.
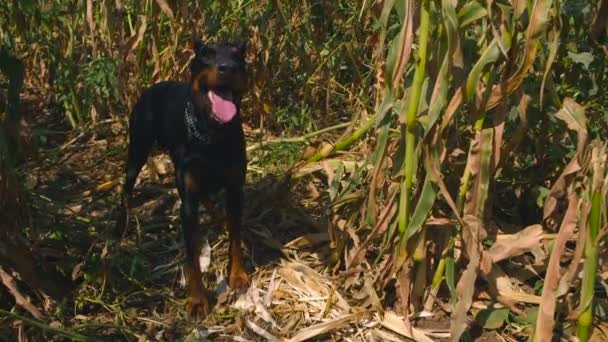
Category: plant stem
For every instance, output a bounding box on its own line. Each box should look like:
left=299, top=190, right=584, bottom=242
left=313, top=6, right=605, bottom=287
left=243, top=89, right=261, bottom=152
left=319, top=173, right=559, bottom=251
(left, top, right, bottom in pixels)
left=247, top=122, right=350, bottom=153
left=577, top=190, right=602, bottom=342
left=398, top=0, right=430, bottom=244
left=306, top=115, right=376, bottom=163
left=430, top=64, right=495, bottom=298
left=0, top=309, right=98, bottom=342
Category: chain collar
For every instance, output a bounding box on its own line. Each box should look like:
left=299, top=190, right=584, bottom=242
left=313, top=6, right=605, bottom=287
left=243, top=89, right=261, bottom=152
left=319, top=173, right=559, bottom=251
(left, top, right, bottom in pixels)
left=184, top=100, right=210, bottom=144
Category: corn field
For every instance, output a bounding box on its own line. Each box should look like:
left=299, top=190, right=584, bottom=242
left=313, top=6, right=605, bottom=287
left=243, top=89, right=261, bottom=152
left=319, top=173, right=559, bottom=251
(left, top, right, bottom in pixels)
left=1, top=0, right=608, bottom=341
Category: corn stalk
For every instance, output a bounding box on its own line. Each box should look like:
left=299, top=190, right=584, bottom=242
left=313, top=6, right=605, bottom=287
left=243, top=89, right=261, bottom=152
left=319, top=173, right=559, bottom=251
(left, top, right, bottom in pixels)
left=397, top=0, right=430, bottom=250
left=577, top=142, right=606, bottom=342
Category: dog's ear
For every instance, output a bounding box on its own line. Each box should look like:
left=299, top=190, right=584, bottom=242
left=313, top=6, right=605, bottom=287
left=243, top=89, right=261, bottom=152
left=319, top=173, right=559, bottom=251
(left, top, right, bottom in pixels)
left=193, top=35, right=204, bottom=54
left=236, top=40, right=247, bottom=57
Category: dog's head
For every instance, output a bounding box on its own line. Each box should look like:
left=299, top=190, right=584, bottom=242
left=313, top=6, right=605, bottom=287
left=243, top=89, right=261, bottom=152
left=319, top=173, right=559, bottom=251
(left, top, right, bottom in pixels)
left=190, top=37, right=247, bottom=124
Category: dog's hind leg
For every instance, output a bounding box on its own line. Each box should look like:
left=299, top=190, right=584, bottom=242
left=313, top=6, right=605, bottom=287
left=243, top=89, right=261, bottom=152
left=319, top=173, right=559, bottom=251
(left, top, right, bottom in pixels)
left=115, top=108, right=156, bottom=236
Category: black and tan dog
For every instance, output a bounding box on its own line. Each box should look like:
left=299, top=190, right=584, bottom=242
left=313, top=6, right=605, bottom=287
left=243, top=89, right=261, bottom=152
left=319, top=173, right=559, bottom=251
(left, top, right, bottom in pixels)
left=116, top=37, right=249, bottom=317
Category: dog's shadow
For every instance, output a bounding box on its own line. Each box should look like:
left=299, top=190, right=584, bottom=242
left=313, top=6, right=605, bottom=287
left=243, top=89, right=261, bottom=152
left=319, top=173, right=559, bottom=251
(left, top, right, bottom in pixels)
left=122, top=170, right=326, bottom=277
left=241, top=173, right=327, bottom=267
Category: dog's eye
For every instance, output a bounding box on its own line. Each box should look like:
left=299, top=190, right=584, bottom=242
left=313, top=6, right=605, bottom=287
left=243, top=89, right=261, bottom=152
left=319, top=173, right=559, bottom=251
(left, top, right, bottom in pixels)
left=229, top=50, right=245, bottom=63
left=199, top=46, right=216, bottom=58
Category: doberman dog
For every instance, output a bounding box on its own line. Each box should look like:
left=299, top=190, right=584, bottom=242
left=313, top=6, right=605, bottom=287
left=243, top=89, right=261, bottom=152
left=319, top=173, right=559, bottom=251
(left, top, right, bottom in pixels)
left=116, top=37, right=249, bottom=317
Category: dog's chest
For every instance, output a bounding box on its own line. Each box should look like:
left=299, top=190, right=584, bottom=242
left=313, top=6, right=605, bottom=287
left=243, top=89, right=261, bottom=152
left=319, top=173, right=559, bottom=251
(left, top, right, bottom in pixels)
left=177, top=142, right=245, bottom=195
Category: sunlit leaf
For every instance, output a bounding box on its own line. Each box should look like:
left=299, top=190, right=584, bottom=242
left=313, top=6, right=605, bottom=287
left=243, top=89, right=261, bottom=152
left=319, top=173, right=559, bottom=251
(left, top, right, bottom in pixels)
left=466, top=40, right=500, bottom=100
left=405, top=174, right=438, bottom=240
left=486, top=0, right=554, bottom=111
left=476, top=307, right=510, bottom=330
left=458, top=1, right=487, bottom=28
left=568, top=51, right=594, bottom=69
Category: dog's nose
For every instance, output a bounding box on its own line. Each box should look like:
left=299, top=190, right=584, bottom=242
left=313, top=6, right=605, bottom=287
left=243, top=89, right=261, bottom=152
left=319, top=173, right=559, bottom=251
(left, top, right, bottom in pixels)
left=217, top=63, right=231, bottom=74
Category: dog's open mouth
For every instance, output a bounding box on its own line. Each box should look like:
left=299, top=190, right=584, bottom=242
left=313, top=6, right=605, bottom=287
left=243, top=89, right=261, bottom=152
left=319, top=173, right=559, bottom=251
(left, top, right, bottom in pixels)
left=207, top=90, right=237, bottom=123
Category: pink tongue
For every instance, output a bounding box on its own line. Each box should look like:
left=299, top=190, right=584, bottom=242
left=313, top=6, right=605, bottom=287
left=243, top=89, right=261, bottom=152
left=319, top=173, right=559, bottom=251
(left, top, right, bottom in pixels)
left=208, top=91, right=237, bottom=123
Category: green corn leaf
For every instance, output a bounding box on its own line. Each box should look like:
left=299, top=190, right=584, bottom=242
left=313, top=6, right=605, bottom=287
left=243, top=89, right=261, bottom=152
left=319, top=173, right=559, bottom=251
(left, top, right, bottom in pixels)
left=466, top=40, right=500, bottom=100
left=375, top=91, right=395, bottom=128
left=420, top=0, right=458, bottom=137
left=540, top=35, right=560, bottom=107
left=458, top=1, right=487, bottom=28
left=476, top=128, right=495, bottom=218
left=405, top=173, right=438, bottom=240
left=446, top=250, right=456, bottom=305
left=476, top=308, right=510, bottom=330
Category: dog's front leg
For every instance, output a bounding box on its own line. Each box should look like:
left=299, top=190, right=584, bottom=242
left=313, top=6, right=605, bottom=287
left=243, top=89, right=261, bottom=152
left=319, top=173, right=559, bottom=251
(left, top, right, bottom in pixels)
left=179, top=169, right=208, bottom=318
left=226, top=182, right=249, bottom=290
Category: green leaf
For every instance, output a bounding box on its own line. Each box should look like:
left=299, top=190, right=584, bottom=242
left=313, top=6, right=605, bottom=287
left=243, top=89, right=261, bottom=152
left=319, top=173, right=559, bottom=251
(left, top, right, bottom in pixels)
left=379, top=0, right=397, bottom=28
left=442, top=0, right=458, bottom=55
left=372, top=121, right=390, bottom=164
left=419, top=0, right=457, bottom=137
left=540, top=15, right=560, bottom=107
left=417, top=76, right=430, bottom=117
left=339, top=162, right=365, bottom=198
left=375, top=91, right=395, bottom=128
left=420, top=58, right=448, bottom=137
left=476, top=308, right=510, bottom=330
left=446, top=251, right=456, bottom=305
left=329, top=162, right=344, bottom=201
left=395, top=0, right=407, bottom=22
left=458, top=1, right=487, bottom=27
left=391, top=131, right=406, bottom=178
left=466, top=40, right=500, bottom=100
left=386, top=34, right=401, bottom=83
left=513, top=307, right=538, bottom=325
left=476, top=128, right=495, bottom=218
left=405, top=174, right=438, bottom=240
left=536, top=186, right=550, bottom=207
left=567, top=51, right=594, bottom=69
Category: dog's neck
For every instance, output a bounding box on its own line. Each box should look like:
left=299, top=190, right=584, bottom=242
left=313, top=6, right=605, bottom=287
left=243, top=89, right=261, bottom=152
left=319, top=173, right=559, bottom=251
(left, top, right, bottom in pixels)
left=190, top=82, right=210, bottom=115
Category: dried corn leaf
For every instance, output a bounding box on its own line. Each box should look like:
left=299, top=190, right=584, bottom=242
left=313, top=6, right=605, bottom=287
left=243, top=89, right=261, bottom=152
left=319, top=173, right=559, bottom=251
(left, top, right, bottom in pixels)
left=154, top=0, right=175, bottom=20
left=347, top=190, right=398, bottom=269
left=463, top=129, right=494, bottom=220
left=286, top=313, right=364, bottom=342
left=265, top=268, right=277, bottom=308
left=535, top=194, right=579, bottom=341
left=554, top=98, right=587, bottom=156
left=246, top=320, right=280, bottom=342
left=198, top=239, right=211, bottom=273
left=543, top=99, right=587, bottom=220
left=390, top=0, right=414, bottom=90
left=450, top=215, right=483, bottom=342
left=379, top=311, right=435, bottom=342
left=284, top=233, right=329, bottom=249
left=369, top=328, right=408, bottom=342
left=485, top=0, right=553, bottom=110
left=487, top=224, right=544, bottom=263
left=278, top=261, right=350, bottom=315
left=251, top=284, right=278, bottom=329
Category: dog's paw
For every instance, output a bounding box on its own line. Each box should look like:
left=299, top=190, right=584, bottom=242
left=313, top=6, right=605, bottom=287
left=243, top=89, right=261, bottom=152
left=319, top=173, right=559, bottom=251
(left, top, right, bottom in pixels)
left=113, top=201, right=130, bottom=239
left=186, top=295, right=210, bottom=319
left=113, top=213, right=128, bottom=238
left=229, top=267, right=250, bottom=290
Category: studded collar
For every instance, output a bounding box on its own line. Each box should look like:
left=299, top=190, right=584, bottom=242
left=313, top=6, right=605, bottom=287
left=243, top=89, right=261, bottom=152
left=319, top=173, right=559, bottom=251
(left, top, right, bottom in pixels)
left=184, top=99, right=211, bottom=144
